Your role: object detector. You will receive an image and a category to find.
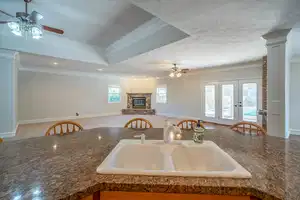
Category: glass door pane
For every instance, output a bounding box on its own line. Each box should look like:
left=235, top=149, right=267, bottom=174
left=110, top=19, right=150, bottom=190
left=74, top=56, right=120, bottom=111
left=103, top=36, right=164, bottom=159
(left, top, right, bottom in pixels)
left=242, top=83, right=257, bottom=122
left=221, top=84, right=234, bottom=120
left=204, top=85, right=216, bottom=118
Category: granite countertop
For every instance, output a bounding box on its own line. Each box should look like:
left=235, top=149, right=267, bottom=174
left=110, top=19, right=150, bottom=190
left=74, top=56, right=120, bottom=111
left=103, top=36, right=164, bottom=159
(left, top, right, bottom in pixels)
left=0, top=127, right=300, bottom=200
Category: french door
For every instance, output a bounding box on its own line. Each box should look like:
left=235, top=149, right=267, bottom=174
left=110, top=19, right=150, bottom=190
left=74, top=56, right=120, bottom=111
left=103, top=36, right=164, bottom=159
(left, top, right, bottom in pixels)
left=203, top=79, right=262, bottom=125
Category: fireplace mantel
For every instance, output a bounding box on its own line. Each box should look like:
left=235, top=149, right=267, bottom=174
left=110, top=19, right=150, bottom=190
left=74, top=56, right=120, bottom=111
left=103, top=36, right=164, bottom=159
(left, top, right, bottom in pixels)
left=127, top=93, right=152, bottom=95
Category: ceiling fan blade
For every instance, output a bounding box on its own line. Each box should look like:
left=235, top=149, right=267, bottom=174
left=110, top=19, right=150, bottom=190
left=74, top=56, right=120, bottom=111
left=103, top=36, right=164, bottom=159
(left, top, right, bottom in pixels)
left=0, top=10, right=15, bottom=18
left=181, top=69, right=190, bottom=72
left=42, top=25, right=64, bottom=35
left=29, top=11, right=43, bottom=22
left=0, top=21, right=10, bottom=24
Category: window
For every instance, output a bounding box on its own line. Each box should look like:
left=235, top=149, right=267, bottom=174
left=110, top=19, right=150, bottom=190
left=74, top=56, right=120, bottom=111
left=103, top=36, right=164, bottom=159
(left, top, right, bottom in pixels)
left=204, top=85, right=216, bottom=118
left=221, top=84, right=234, bottom=120
left=242, top=83, right=257, bottom=122
left=156, top=85, right=167, bottom=104
left=108, top=85, right=121, bottom=103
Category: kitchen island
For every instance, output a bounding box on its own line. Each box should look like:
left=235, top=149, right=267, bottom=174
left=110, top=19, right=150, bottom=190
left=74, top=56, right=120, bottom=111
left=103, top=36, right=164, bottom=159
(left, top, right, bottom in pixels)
left=0, top=127, right=299, bottom=200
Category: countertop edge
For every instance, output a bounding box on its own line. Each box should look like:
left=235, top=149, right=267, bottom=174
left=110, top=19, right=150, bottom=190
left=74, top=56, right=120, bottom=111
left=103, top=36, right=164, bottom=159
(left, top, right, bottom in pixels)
left=64, top=182, right=282, bottom=200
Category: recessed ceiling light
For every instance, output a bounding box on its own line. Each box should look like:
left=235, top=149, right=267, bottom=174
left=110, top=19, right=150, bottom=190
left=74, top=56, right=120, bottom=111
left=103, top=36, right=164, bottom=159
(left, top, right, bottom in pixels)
left=97, top=69, right=103, bottom=71
left=53, top=62, right=58, bottom=65
left=156, top=77, right=160, bottom=79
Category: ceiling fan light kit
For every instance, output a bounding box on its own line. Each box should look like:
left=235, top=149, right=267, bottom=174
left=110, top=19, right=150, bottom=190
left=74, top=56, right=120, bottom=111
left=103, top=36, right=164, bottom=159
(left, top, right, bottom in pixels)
left=169, top=64, right=184, bottom=78
left=8, top=21, right=43, bottom=39
left=176, top=72, right=182, bottom=77
left=0, top=0, right=64, bottom=40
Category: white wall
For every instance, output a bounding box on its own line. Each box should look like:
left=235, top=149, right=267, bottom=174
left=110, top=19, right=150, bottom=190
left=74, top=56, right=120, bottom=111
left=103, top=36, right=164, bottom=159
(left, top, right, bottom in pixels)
left=290, top=60, right=300, bottom=134
left=0, top=51, right=18, bottom=136
left=121, top=78, right=156, bottom=93
left=289, top=28, right=300, bottom=57
left=18, top=71, right=126, bottom=122
left=154, top=65, right=262, bottom=121
left=289, top=28, right=300, bottom=134
left=14, top=54, right=20, bottom=128
left=17, top=63, right=262, bottom=125
left=18, top=70, right=159, bottom=123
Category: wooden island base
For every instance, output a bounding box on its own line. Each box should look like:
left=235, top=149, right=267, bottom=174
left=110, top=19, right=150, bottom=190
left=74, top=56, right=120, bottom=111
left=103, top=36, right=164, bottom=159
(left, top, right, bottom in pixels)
left=83, top=191, right=259, bottom=200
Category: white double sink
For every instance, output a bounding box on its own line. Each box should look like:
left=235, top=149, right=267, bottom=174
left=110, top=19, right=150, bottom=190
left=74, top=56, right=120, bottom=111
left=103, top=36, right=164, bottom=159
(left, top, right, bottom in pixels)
left=97, top=140, right=251, bottom=178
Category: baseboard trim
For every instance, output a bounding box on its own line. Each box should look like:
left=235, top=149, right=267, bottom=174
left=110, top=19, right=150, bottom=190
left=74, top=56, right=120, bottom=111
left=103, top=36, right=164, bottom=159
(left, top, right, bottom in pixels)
left=0, top=131, right=15, bottom=138
left=290, top=129, right=300, bottom=135
left=18, top=112, right=121, bottom=125
left=0, top=123, right=19, bottom=138
left=157, top=113, right=200, bottom=120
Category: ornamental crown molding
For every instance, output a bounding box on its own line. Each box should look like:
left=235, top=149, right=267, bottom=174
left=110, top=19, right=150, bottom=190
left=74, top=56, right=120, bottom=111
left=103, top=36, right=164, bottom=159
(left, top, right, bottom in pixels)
left=0, top=49, right=18, bottom=59
left=18, top=66, right=121, bottom=79
left=262, top=29, right=291, bottom=46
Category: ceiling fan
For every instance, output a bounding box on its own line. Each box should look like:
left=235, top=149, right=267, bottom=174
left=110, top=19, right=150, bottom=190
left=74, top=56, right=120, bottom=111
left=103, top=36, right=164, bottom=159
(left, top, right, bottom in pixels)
left=169, top=64, right=189, bottom=78
left=0, top=0, right=64, bottom=39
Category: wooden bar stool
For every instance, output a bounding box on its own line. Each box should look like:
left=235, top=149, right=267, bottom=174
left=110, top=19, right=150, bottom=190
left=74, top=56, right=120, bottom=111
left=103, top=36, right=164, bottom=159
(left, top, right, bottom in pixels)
left=230, top=121, right=266, bottom=136
left=124, top=118, right=153, bottom=129
left=177, top=119, right=205, bottom=130
left=45, top=121, right=83, bottom=136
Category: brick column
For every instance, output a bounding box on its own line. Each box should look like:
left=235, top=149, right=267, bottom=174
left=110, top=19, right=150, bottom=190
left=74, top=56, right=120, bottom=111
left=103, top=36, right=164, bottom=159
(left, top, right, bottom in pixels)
left=262, top=56, right=267, bottom=110
left=262, top=56, right=267, bottom=130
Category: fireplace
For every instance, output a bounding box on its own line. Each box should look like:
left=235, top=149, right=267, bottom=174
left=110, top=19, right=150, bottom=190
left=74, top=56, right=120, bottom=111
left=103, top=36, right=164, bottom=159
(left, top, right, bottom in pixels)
left=121, top=93, right=156, bottom=115
left=132, top=97, right=146, bottom=109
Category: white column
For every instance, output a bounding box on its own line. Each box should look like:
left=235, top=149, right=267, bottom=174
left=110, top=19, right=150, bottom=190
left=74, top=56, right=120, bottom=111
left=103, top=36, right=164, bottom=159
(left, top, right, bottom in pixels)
left=0, top=49, right=18, bottom=138
left=262, top=29, right=291, bottom=138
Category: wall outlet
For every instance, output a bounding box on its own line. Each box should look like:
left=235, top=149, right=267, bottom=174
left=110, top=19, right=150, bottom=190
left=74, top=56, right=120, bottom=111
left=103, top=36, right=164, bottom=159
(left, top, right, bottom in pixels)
left=76, top=112, right=79, bottom=116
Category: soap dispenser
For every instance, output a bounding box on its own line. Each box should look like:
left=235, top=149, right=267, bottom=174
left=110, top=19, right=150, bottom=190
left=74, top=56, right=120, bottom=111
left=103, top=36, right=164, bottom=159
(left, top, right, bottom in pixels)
left=193, top=120, right=205, bottom=143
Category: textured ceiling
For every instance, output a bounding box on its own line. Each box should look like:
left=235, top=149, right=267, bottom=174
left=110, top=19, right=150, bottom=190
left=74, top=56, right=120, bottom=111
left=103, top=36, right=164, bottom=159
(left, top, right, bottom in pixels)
left=1, top=0, right=300, bottom=75
left=122, top=0, right=300, bottom=69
